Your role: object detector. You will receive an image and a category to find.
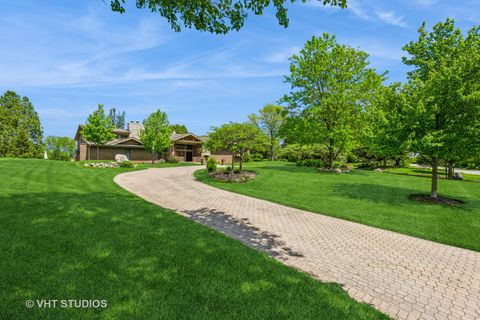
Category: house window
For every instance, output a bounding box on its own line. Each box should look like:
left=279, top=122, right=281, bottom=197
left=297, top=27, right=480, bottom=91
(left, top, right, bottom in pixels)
left=124, top=149, right=131, bottom=160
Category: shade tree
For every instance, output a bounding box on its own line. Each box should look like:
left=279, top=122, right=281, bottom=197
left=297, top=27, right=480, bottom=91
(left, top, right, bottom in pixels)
left=140, top=109, right=172, bottom=164
left=248, top=104, right=284, bottom=160
left=81, top=105, right=116, bottom=160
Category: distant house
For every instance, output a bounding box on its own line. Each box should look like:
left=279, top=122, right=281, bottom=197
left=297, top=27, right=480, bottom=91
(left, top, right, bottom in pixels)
left=74, top=121, right=233, bottom=164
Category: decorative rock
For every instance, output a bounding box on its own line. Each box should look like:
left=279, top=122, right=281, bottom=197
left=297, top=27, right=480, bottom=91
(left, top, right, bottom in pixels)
left=334, top=168, right=342, bottom=174
left=159, top=159, right=166, bottom=163
left=452, top=173, right=464, bottom=180
left=375, top=168, right=383, bottom=172
left=115, top=154, right=129, bottom=162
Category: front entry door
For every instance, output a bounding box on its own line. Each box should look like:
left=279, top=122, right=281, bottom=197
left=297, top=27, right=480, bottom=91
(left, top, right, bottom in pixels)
left=186, top=151, right=193, bottom=162
left=124, top=149, right=131, bottom=160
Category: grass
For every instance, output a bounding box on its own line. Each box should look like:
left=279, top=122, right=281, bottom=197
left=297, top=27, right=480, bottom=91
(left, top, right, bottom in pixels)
left=0, top=158, right=386, bottom=320
left=195, top=161, right=480, bottom=252
left=384, top=166, right=480, bottom=182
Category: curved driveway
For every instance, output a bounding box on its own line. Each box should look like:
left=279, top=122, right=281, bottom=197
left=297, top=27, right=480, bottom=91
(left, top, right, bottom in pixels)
left=115, top=166, right=480, bottom=320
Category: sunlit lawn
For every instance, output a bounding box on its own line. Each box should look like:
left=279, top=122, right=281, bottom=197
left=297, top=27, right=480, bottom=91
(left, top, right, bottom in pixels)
left=195, top=161, right=480, bottom=252
left=0, top=158, right=386, bottom=320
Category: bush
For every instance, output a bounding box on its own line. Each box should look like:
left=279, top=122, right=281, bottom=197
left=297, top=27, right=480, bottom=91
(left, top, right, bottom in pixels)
left=118, top=161, right=134, bottom=168
left=206, top=157, right=217, bottom=172
left=166, top=155, right=179, bottom=163
left=296, top=159, right=324, bottom=168
left=251, top=153, right=263, bottom=162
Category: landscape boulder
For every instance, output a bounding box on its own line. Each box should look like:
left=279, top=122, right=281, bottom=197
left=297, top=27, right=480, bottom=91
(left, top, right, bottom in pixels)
left=115, top=154, right=129, bottom=162
left=452, top=173, right=464, bottom=180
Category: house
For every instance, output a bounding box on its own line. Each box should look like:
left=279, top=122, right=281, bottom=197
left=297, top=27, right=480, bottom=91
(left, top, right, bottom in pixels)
left=74, top=121, right=233, bottom=164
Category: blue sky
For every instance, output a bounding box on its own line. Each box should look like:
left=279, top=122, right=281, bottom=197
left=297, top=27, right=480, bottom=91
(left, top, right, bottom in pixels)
left=1, top=0, right=479, bottom=138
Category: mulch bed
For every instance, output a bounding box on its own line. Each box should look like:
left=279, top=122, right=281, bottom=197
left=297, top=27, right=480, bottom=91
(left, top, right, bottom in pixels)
left=409, top=194, right=464, bottom=206
left=209, top=171, right=256, bottom=183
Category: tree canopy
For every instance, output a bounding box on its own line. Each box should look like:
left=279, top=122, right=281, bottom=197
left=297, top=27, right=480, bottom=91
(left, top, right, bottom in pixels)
left=282, top=34, right=384, bottom=168
left=110, top=0, right=347, bottom=34
left=205, top=122, right=267, bottom=172
left=81, top=105, right=116, bottom=160
left=140, top=109, right=172, bottom=164
left=170, top=124, right=188, bottom=134
left=109, top=108, right=126, bottom=129
left=0, top=91, right=43, bottom=158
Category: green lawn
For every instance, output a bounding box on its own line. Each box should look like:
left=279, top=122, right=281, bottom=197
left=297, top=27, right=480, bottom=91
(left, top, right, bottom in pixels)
left=195, top=161, right=480, bottom=252
left=384, top=166, right=480, bottom=182
left=0, top=158, right=386, bottom=320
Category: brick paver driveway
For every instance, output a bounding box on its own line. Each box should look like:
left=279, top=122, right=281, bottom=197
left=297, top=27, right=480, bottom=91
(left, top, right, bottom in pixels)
left=115, top=166, right=480, bottom=320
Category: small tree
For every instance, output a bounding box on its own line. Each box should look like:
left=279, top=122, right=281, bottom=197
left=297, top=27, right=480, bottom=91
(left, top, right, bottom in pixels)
left=170, top=124, right=188, bottom=134
left=402, top=19, right=480, bottom=198
left=249, top=104, right=284, bottom=161
left=282, top=34, right=384, bottom=169
left=45, top=136, right=76, bottom=161
left=206, top=157, right=217, bottom=173
left=81, top=105, right=116, bottom=160
left=205, top=122, right=267, bottom=172
left=140, top=109, right=172, bottom=165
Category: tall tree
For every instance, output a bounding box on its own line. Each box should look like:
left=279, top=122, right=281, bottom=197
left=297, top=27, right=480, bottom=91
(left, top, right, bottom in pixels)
left=109, top=108, right=126, bottom=129
left=403, top=19, right=480, bottom=198
left=0, top=91, right=43, bottom=158
left=282, top=34, right=384, bottom=168
left=249, top=104, right=284, bottom=160
left=205, top=122, right=267, bottom=172
left=140, top=109, right=172, bottom=164
left=363, top=83, right=412, bottom=167
left=170, top=124, right=188, bottom=134
left=81, top=105, right=116, bottom=160
left=45, top=136, right=76, bottom=161
left=110, top=0, right=346, bottom=34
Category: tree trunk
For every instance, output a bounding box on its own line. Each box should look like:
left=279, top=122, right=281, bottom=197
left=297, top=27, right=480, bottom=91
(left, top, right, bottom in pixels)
left=383, top=158, right=387, bottom=167
left=395, top=158, right=401, bottom=167
left=447, top=162, right=454, bottom=179
left=96, top=145, right=99, bottom=160
left=271, top=142, right=274, bottom=161
left=152, top=151, right=155, bottom=165
left=239, top=158, right=243, bottom=173
left=431, top=157, right=439, bottom=198
left=231, top=158, right=235, bottom=176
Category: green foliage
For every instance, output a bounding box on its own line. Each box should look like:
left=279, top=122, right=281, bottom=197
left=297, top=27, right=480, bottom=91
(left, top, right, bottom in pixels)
left=170, top=124, right=188, bottom=134
left=0, top=91, right=43, bottom=158
left=278, top=144, right=329, bottom=163
left=362, top=83, right=412, bottom=165
left=251, top=153, right=264, bottom=162
left=81, top=104, right=116, bottom=160
left=206, top=157, right=217, bottom=172
left=45, top=136, right=76, bottom=161
left=249, top=104, right=284, bottom=160
left=108, top=108, right=126, bottom=129
left=282, top=34, right=384, bottom=168
left=205, top=122, right=268, bottom=172
left=110, top=0, right=346, bottom=34
left=402, top=19, right=480, bottom=197
left=140, top=109, right=172, bottom=164
left=166, top=155, right=179, bottom=163
left=118, top=160, right=135, bottom=168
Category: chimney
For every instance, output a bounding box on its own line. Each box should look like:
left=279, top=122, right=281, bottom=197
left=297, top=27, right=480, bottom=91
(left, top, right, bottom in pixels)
left=127, top=121, right=144, bottom=139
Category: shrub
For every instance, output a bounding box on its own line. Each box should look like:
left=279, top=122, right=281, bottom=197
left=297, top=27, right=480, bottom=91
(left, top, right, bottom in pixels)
left=166, top=155, right=179, bottom=163
left=251, top=153, right=263, bottom=162
left=206, top=157, right=217, bottom=172
left=118, top=161, right=134, bottom=168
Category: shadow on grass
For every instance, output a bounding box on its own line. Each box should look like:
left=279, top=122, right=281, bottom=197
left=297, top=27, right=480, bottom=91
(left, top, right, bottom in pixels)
left=0, top=190, right=385, bottom=320
left=330, top=183, right=477, bottom=209
left=182, top=207, right=303, bottom=260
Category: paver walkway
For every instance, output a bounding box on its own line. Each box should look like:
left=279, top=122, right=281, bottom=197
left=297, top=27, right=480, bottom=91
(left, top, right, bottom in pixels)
left=115, top=166, right=480, bottom=320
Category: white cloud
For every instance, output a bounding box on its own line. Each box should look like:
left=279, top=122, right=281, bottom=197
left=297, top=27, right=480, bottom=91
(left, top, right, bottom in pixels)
left=376, top=10, right=408, bottom=28
left=258, top=46, right=301, bottom=63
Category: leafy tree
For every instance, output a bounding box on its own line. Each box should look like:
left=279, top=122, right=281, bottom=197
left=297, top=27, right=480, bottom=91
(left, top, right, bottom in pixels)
left=0, top=91, right=43, bottom=158
left=140, top=109, right=172, bottom=164
left=110, top=0, right=346, bottom=34
left=402, top=19, right=480, bottom=198
left=205, top=122, right=267, bottom=172
left=109, top=108, right=126, bottom=129
left=249, top=104, right=284, bottom=160
left=45, top=136, right=76, bottom=161
left=363, top=83, right=412, bottom=167
left=81, top=105, right=116, bottom=160
left=170, top=124, right=188, bottom=134
left=282, top=34, right=384, bottom=168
